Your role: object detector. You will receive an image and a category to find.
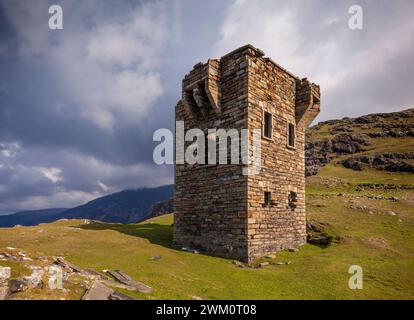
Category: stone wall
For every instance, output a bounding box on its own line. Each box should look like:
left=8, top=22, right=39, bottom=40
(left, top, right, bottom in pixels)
left=173, top=45, right=320, bottom=262
left=173, top=46, right=251, bottom=261
left=246, top=48, right=320, bottom=262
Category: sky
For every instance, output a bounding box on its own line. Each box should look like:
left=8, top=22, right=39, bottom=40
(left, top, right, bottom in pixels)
left=0, top=0, right=413, bottom=213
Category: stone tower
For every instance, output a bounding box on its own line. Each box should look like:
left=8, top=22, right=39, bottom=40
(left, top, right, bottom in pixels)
left=173, top=45, right=320, bottom=262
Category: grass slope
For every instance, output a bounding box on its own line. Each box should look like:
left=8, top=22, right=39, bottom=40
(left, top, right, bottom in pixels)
left=1, top=187, right=413, bottom=300
left=1, top=111, right=413, bottom=300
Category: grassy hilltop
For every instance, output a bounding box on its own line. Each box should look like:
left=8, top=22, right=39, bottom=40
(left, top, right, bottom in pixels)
left=0, top=109, right=413, bottom=300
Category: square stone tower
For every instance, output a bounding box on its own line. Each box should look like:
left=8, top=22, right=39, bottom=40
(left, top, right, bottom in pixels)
left=173, top=45, right=320, bottom=262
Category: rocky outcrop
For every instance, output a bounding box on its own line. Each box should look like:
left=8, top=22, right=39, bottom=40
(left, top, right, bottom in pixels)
left=305, top=133, right=371, bottom=176
left=305, top=108, right=413, bottom=176
left=342, top=153, right=414, bottom=172
left=147, top=198, right=173, bottom=219
left=306, top=221, right=334, bottom=245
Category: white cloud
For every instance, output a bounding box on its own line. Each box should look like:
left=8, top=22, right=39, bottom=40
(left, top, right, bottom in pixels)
left=214, top=0, right=414, bottom=120
left=38, top=167, right=63, bottom=183
left=0, top=142, right=20, bottom=158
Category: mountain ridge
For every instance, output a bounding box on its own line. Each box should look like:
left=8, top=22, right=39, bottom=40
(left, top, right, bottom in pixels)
left=0, top=185, right=173, bottom=227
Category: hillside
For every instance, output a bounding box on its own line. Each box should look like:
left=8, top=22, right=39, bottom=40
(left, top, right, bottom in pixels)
left=306, top=108, right=414, bottom=176
left=0, top=209, right=68, bottom=228
left=0, top=185, right=173, bottom=227
left=0, top=109, right=413, bottom=300
left=60, top=185, right=173, bottom=224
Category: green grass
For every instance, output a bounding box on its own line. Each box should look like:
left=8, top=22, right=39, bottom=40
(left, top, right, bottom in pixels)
left=1, top=114, right=413, bottom=300
left=1, top=192, right=413, bottom=300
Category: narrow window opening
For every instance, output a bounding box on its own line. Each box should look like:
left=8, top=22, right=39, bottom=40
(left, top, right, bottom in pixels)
left=263, top=112, right=272, bottom=139
left=288, top=191, right=297, bottom=209
left=263, top=191, right=271, bottom=208
left=288, top=122, right=295, bottom=148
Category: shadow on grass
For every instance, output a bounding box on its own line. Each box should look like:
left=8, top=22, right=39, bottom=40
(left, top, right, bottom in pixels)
left=77, top=222, right=173, bottom=248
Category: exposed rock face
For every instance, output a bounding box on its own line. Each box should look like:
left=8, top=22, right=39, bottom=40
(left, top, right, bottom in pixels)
left=8, top=279, right=28, bottom=293
left=305, top=108, right=413, bottom=176
left=305, top=133, right=371, bottom=176
left=306, top=221, right=334, bottom=245
left=342, top=153, right=414, bottom=172
left=148, top=198, right=173, bottom=219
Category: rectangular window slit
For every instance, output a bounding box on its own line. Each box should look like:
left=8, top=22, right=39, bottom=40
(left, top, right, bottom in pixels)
left=263, top=191, right=271, bottom=208
left=288, top=123, right=295, bottom=147
left=263, top=112, right=272, bottom=139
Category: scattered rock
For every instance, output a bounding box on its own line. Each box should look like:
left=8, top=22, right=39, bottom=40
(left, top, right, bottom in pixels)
left=82, top=280, right=114, bottom=300
left=191, top=295, right=204, bottom=300
left=106, top=270, right=152, bottom=293
left=265, top=254, right=276, bottom=259
left=232, top=260, right=246, bottom=268
left=54, top=257, right=83, bottom=273
left=150, top=256, right=162, bottom=261
left=8, top=279, right=28, bottom=293
left=181, top=247, right=199, bottom=254
left=109, top=290, right=135, bottom=300
left=259, top=262, right=269, bottom=267
left=82, top=268, right=109, bottom=280
left=306, top=221, right=334, bottom=246
left=308, top=235, right=334, bottom=245
left=387, top=211, right=397, bottom=216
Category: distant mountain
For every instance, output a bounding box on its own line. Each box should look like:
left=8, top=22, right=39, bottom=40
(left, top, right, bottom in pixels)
left=0, top=208, right=68, bottom=228
left=0, top=185, right=174, bottom=227
left=61, top=185, right=173, bottom=224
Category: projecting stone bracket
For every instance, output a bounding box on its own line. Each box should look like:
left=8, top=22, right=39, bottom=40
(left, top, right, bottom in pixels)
left=181, top=60, right=221, bottom=120
left=295, top=78, right=321, bottom=128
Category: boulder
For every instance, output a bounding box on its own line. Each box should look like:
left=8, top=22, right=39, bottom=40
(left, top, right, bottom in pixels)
left=306, top=221, right=334, bottom=246
left=0, top=267, right=11, bottom=281
left=8, top=279, right=28, bottom=293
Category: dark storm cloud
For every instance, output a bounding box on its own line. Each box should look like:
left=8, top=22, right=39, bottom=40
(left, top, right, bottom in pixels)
left=0, top=0, right=413, bottom=212
left=0, top=0, right=224, bottom=213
